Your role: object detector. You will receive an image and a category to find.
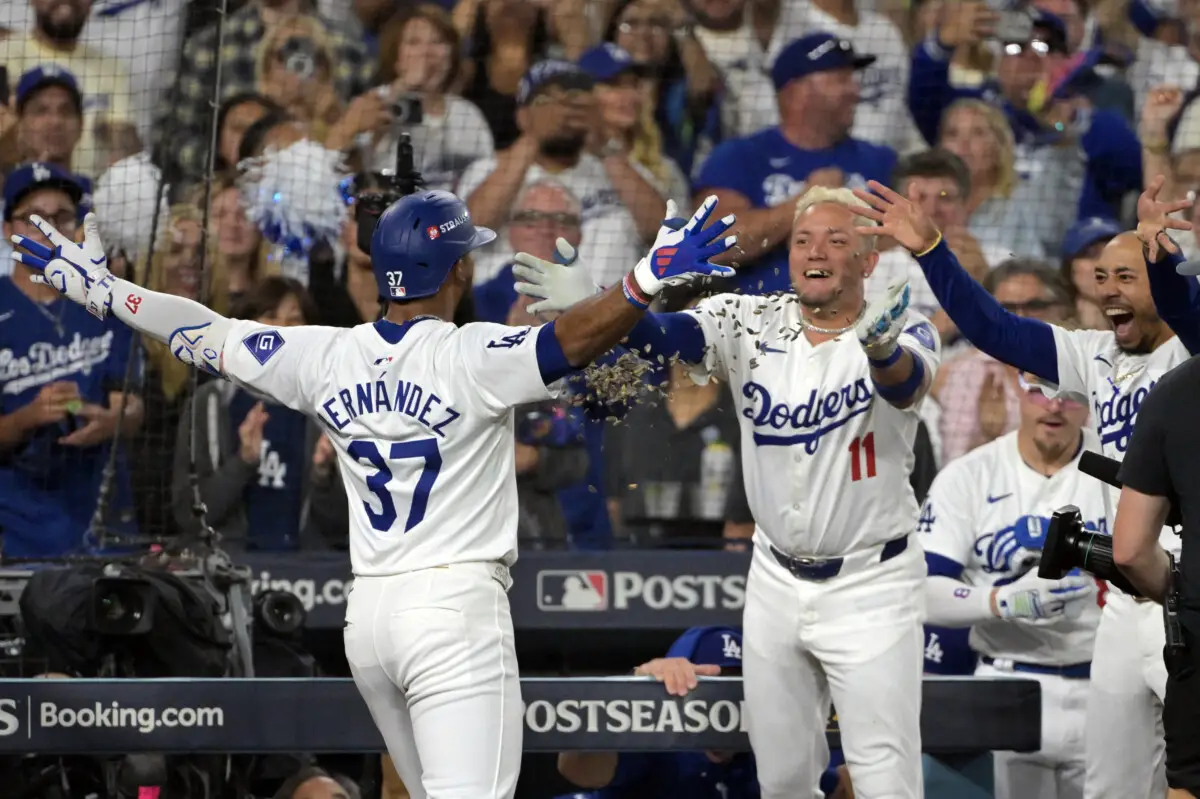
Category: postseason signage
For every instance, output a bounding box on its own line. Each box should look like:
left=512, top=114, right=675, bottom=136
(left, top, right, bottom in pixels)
left=0, top=677, right=1040, bottom=755
left=238, top=550, right=751, bottom=630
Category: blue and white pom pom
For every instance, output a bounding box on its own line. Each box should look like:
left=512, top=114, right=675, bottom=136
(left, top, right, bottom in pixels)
left=239, top=139, right=349, bottom=282
left=92, top=152, right=170, bottom=264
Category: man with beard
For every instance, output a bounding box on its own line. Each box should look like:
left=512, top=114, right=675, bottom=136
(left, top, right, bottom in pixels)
left=515, top=185, right=941, bottom=797
left=920, top=366, right=1104, bottom=799
left=850, top=175, right=1199, bottom=799
left=459, top=59, right=666, bottom=289
left=0, top=0, right=138, bottom=178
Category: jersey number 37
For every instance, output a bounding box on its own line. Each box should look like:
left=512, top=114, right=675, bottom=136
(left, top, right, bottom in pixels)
left=348, top=439, right=443, bottom=533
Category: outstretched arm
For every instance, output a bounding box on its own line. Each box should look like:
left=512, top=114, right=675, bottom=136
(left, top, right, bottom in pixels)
left=850, top=181, right=1061, bottom=384
left=12, top=214, right=234, bottom=378
left=516, top=197, right=736, bottom=371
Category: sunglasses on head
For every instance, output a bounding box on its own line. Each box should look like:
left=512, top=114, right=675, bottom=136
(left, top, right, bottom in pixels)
left=1017, top=372, right=1085, bottom=410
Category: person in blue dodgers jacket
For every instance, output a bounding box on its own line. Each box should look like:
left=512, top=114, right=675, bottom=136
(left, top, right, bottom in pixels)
left=851, top=175, right=1200, bottom=799
left=0, top=163, right=142, bottom=557
left=692, top=33, right=897, bottom=296
left=554, top=626, right=850, bottom=799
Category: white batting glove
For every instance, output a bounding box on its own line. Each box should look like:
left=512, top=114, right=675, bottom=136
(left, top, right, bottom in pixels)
left=628, top=197, right=737, bottom=298
left=992, top=569, right=1097, bottom=622
left=11, top=213, right=117, bottom=320
left=857, top=280, right=910, bottom=361
left=512, top=237, right=599, bottom=314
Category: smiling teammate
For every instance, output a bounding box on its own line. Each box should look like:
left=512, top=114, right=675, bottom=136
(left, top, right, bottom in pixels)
left=515, top=185, right=940, bottom=798
left=851, top=177, right=1199, bottom=798
left=921, top=366, right=1104, bottom=799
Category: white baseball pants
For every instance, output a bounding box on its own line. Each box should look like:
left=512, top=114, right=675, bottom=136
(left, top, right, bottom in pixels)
left=975, top=663, right=1087, bottom=799
left=1083, top=590, right=1167, bottom=799
left=343, top=563, right=523, bottom=799
left=742, top=538, right=926, bottom=799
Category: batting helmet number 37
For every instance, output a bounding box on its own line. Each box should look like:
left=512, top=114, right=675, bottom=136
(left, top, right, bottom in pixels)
left=387, top=271, right=406, bottom=298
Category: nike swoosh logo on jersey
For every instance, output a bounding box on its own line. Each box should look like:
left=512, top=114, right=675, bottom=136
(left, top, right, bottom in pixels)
left=757, top=342, right=786, bottom=354
left=987, top=493, right=1012, bottom=503
left=0, top=311, right=13, bottom=323
left=769, top=158, right=790, bottom=168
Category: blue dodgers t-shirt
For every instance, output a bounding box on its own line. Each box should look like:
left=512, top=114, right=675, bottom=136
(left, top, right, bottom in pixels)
left=0, top=277, right=141, bottom=556
left=694, top=128, right=897, bottom=295
left=227, top=389, right=308, bottom=551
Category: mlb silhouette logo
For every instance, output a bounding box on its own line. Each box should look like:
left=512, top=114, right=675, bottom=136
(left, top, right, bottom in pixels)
left=537, top=570, right=608, bottom=611
left=427, top=226, right=440, bottom=240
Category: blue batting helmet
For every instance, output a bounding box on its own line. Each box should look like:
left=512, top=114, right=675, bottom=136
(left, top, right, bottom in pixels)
left=370, top=190, right=496, bottom=301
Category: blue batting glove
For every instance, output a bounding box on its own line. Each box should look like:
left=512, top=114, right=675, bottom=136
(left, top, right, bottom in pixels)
left=630, top=196, right=737, bottom=299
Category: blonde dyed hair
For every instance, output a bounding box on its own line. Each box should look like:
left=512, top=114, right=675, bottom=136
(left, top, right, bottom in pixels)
left=792, top=186, right=878, bottom=252
left=254, top=15, right=340, bottom=137
left=940, top=98, right=1017, bottom=200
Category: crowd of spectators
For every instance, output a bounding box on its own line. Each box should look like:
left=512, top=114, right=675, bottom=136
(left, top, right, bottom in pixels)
left=4, top=0, right=1200, bottom=794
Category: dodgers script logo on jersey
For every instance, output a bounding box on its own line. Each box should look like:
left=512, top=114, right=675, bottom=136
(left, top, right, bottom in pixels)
left=0, top=331, right=115, bottom=395
left=1093, top=370, right=1155, bottom=453
left=742, top=378, right=873, bottom=452
left=537, top=571, right=608, bottom=611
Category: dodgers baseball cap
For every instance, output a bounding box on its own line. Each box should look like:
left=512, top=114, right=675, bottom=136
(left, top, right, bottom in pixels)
left=771, top=33, right=876, bottom=91
left=577, top=43, right=645, bottom=82
left=3, top=162, right=84, bottom=221
left=1061, top=216, right=1122, bottom=261
left=516, top=59, right=594, bottom=106
left=666, top=625, right=743, bottom=669
left=15, top=65, right=83, bottom=114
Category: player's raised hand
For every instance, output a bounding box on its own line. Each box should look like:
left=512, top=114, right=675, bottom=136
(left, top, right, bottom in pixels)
left=856, top=280, right=910, bottom=359
left=1136, top=174, right=1193, bottom=263
left=991, top=568, right=1097, bottom=622
left=850, top=181, right=941, bottom=255
left=11, top=212, right=117, bottom=320
left=628, top=197, right=738, bottom=300
left=512, top=237, right=599, bottom=315
left=633, top=657, right=721, bottom=697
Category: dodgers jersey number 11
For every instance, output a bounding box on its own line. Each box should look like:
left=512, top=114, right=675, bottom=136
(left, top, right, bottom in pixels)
left=219, top=315, right=556, bottom=576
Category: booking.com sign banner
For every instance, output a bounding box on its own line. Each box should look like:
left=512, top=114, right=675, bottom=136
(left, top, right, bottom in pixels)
left=0, top=678, right=1040, bottom=754
left=239, top=550, right=752, bottom=630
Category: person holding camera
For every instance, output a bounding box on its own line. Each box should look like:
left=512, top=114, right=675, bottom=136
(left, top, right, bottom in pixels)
left=920, top=364, right=1103, bottom=798
left=1113, top=357, right=1200, bottom=799
left=366, top=4, right=495, bottom=193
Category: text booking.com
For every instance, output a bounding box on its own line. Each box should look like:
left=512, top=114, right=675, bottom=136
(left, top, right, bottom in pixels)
left=0, top=698, right=224, bottom=737
left=250, top=572, right=348, bottom=611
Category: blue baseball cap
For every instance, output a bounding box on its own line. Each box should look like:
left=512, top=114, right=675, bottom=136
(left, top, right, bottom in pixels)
left=1031, top=9, right=1070, bottom=52
left=3, top=162, right=84, bottom=221
left=666, top=626, right=743, bottom=669
left=771, top=33, right=876, bottom=91
left=1061, top=216, right=1122, bottom=260
left=577, top=43, right=645, bottom=82
left=15, top=65, right=83, bottom=114
left=516, top=59, right=595, bottom=106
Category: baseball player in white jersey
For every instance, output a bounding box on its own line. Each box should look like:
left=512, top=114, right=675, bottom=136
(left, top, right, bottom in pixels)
left=514, top=185, right=943, bottom=798
left=921, top=369, right=1105, bottom=799
left=8, top=190, right=739, bottom=799
left=852, top=177, right=1199, bottom=799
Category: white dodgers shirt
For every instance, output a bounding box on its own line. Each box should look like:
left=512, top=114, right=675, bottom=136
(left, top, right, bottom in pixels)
left=219, top=316, right=554, bottom=576
left=920, top=431, right=1106, bottom=666
left=684, top=294, right=942, bottom=556
left=1049, top=327, right=1188, bottom=561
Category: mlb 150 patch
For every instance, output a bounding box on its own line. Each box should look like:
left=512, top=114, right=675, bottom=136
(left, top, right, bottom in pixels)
left=243, top=330, right=286, bottom=366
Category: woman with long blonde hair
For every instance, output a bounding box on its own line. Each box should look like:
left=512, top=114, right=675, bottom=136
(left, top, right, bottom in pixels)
left=938, top=98, right=1079, bottom=259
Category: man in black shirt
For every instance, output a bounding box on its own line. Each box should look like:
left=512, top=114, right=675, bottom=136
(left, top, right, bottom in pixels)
left=1115, top=355, right=1200, bottom=798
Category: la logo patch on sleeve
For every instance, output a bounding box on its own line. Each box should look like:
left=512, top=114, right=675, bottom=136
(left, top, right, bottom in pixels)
left=243, top=330, right=285, bottom=366
left=904, top=322, right=937, bottom=352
